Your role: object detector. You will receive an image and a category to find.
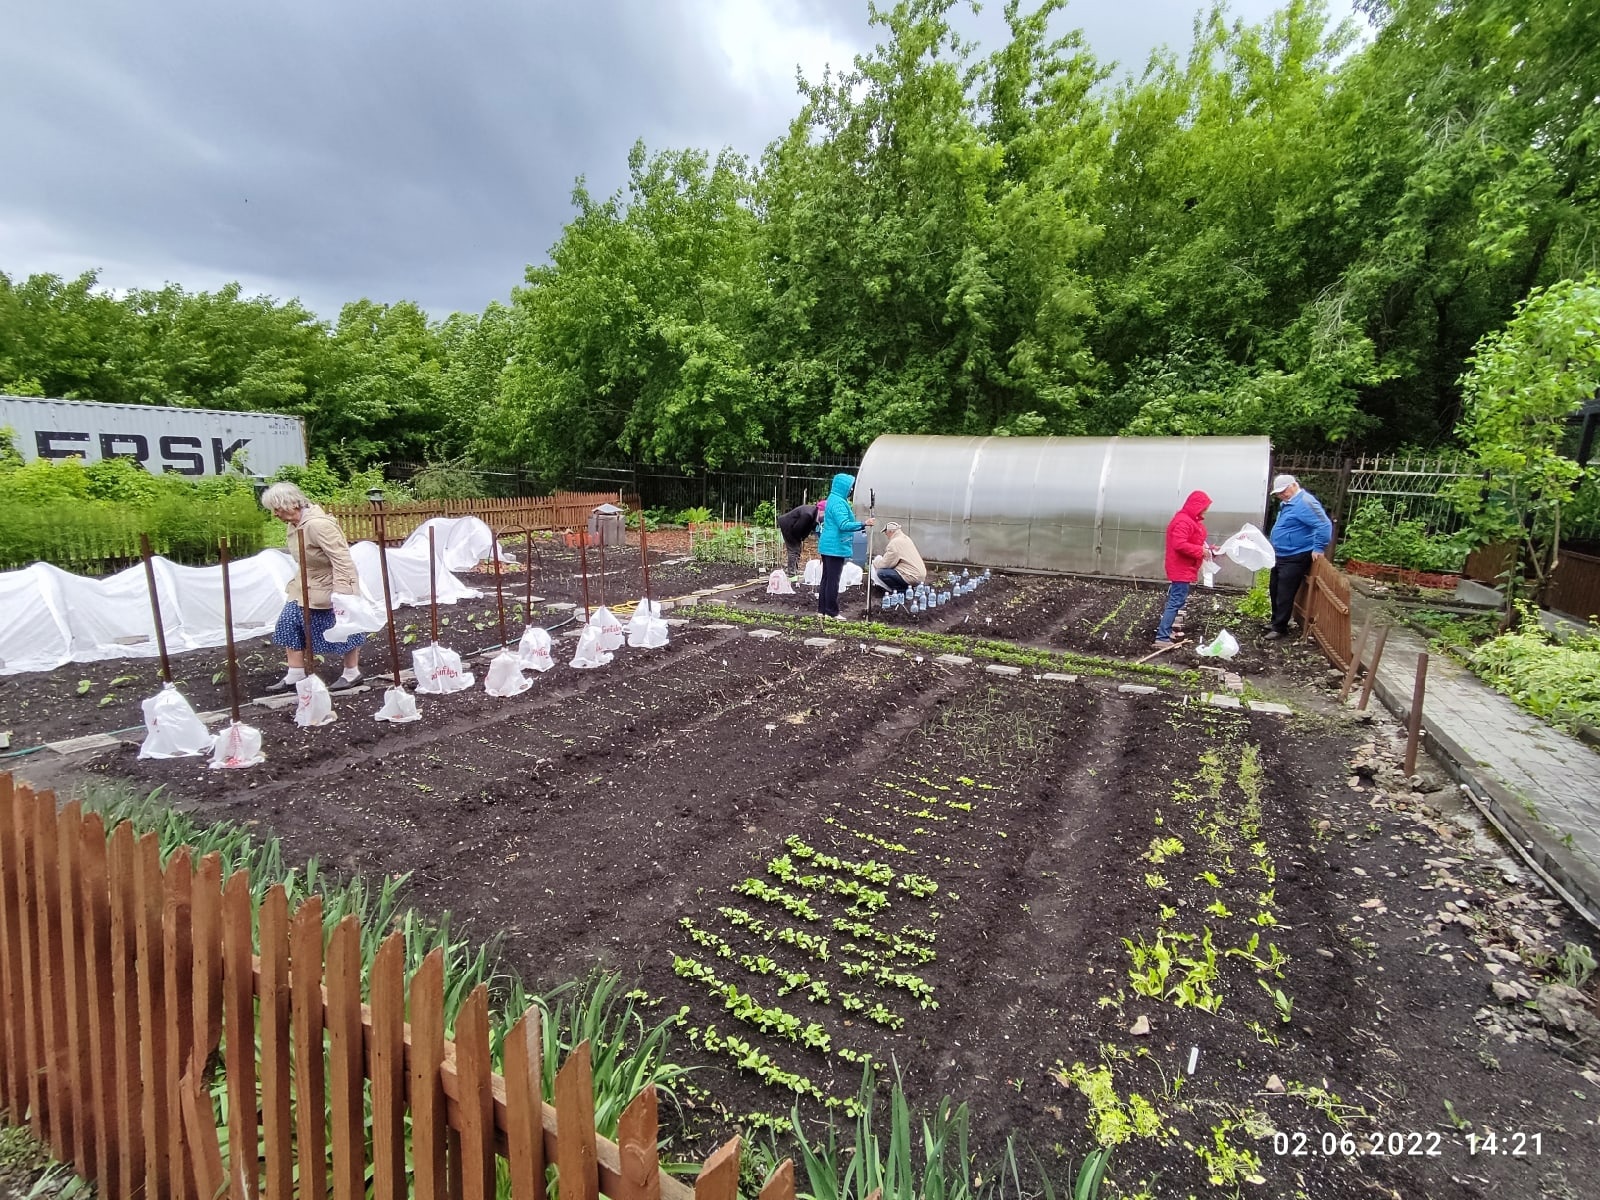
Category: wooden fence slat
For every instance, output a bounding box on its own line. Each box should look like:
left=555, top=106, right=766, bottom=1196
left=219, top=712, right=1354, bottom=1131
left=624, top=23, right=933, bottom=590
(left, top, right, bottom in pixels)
left=162, top=847, right=197, bottom=1200
left=135, top=833, right=172, bottom=1200
left=56, top=800, right=90, bottom=1178
left=407, top=948, right=447, bottom=1200
left=326, top=915, right=365, bottom=1200
left=369, top=933, right=407, bottom=1200
left=259, top=886, right=293, bottom=1200
left=758, top=1159, right=795, bottom=1200
left=108, top=820, right=142, bottom=1200
left=36, top=791, right=70, bottom=1158
left=222, top=869, right=258, bottom=1200
left=290, top=895, right=327, bottom=1200
left=15, top=784, right=45, bottom=1139
left=693, top=1138, right=741, bottom=1200
left=77, top=811, right=117, bottom=1189
left=616, top=1086, right=660, bottom=1200
left=504, top=1009, right=547, bottom=1200
left=555, top=1041, right=599, bottom=1200
left=188, top=853, right=227, bottom=1200
left=455, top=986, right=497, bottom=1200
left=0, top=775, right=26, bottom=1124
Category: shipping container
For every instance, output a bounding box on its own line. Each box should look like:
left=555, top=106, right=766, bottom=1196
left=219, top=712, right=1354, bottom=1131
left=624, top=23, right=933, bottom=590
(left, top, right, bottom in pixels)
left=0, top=395, right=307, bottom=477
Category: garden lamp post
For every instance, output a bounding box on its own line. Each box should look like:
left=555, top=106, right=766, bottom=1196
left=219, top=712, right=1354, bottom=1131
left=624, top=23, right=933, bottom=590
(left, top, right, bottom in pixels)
left=367, top=488, right=405, bottom=689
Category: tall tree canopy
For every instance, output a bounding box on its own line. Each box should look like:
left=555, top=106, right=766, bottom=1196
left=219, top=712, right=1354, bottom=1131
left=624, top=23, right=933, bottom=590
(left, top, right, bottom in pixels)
left=3, top=0, right=1595, bottom=479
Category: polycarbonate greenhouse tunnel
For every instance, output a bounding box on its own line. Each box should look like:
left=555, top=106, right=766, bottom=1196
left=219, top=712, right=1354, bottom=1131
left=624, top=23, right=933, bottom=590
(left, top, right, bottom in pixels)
left=852, top=435, right=1272, bottom=585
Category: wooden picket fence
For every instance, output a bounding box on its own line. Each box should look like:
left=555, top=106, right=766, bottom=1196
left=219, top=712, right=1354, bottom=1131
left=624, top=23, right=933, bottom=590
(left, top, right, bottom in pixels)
left=1293, top=557, right=1353, bottom=671
left=0, top=772, right=798, bottom=1200
left=326, top=493, right=627, bottom=545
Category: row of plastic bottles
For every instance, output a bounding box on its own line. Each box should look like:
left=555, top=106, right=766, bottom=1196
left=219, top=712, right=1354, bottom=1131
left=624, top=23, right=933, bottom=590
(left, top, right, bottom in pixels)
left=881, top=568, right=991, bottom=613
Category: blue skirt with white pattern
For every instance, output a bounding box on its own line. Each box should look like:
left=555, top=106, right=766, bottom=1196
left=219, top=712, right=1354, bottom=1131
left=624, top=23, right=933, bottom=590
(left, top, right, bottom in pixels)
left=271, top=602, right=367, bottom=656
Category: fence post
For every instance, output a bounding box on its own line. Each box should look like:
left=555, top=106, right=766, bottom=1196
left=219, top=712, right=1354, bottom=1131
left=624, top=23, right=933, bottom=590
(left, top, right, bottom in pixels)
left=1404, top=652, right=1429, bottom=776
left=1339, top=618, right=1372, bottom=703
left=1357, top=626, right=1389, bottom=712
left=556, top=1042, right=600, bottom=1200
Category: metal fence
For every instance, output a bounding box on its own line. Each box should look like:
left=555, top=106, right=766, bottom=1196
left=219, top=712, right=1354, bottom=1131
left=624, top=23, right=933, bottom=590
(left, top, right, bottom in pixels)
left=572, top=456, right=861, bottom=522
left=1273, top=452, right=1477, bottom=537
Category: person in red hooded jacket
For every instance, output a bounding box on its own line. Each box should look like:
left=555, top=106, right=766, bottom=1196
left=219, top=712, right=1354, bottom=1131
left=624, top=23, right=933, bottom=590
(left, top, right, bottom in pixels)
left=1155, top=490, right=1214, bottom=648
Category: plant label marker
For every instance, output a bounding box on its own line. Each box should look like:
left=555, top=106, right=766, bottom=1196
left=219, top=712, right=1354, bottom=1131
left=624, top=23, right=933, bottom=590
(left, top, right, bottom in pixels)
left=137, top=533, right=173, bottom=684
left=1186, top=1046, right=1199, bottom=1076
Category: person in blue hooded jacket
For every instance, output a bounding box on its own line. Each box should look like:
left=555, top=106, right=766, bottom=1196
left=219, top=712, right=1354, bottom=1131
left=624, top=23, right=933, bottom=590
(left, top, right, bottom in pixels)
left=1266, top=473, right=1333, bottom=639
left=816, top=472, right=874, bottom=619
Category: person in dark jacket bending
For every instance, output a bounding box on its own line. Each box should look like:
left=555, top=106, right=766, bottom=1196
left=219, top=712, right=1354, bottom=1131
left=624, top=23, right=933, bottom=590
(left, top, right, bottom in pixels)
left=777, top=498, right=827, bottom=575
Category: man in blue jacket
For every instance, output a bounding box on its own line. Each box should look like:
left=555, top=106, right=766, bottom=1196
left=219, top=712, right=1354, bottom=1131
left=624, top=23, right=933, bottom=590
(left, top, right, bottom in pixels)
left=1266, top=473, right=1333, bottom=640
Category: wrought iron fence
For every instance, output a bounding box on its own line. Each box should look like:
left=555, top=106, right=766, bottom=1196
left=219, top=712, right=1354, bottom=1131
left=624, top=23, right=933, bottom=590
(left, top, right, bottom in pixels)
left=1273, top=452, right=1477, bottom=537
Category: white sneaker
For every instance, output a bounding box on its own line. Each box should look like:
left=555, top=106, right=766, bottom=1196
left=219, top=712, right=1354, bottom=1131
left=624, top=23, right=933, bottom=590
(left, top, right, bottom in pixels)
left=828, top=614, right=849, bottom=622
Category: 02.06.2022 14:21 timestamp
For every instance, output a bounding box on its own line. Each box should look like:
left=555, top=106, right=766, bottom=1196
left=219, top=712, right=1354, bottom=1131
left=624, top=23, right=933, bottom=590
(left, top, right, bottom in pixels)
left=1272, top=1131, right=1545, bottom=1158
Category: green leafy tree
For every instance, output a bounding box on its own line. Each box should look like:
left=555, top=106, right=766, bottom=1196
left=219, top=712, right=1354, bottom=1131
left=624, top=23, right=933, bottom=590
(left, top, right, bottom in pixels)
left=1453, top=274, right=1600, bottom=607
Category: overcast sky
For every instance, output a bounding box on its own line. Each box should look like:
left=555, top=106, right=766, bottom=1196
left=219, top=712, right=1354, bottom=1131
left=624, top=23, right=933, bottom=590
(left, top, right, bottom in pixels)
left=0, top=0, right=1359, bottom=322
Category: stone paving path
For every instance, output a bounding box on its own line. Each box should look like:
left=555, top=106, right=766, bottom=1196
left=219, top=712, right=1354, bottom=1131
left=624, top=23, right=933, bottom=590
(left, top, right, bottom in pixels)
left=1351, top=595, right=1600, bottom=923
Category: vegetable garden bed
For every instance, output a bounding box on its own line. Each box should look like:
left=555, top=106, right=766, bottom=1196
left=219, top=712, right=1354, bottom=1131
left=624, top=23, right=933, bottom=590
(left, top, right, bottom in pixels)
left=36, top=620, right=1600, bottom=1199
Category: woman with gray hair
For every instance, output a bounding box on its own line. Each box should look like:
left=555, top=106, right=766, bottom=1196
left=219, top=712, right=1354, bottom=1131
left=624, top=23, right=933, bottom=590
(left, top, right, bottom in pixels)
left=260, top=481, right=367, bottom=692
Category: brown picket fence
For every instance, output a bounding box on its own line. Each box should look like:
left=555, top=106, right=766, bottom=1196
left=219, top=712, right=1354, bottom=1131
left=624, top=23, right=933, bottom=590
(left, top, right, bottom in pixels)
left=326, top=492, right=629, bottom=545
left=1293, top=556, right=1353, bottom=671
left=0, top=772, right=797, bottom=1200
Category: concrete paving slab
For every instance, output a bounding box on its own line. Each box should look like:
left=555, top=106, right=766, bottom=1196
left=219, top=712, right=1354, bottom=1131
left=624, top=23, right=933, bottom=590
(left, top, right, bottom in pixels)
left=546, top=602, right=575, bottom=611
left=1246, top=700, right=1293, bottom=715
left=935, top=654, right=972, bottom=666
left=1205, top=693, right=1242, bottom=709
left=872, top=645, right=907, bottom=657
left=1118, top=684, right=1158, bottom=695
left=703, top=623, right=737, bottom=630
left=985, top=663, right=1022, bottom=676
left=48, top=733, right=125, bottom=754
left=803, top=637, right=837, bottom=649
left=748, top=629, right=783, bottom=640
left=1041, top=672, right=1078, bottom=683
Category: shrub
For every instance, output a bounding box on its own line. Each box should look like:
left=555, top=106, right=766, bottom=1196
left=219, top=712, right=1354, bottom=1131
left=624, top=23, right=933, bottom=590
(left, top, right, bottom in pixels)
left=410, top=457, right=487, bottom=501
left=1470, top=614, right=1600, bottom=733
left=1336, top=499, right=1469, bottom=573
left=752, top=499, right=777, bottom=527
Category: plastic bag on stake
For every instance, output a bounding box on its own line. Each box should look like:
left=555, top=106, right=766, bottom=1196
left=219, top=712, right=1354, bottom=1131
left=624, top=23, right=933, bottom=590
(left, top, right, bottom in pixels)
left=1196, top=629, right=1241, bottom=659
left=516, top=626, right=554, bottom=672
left=325, top=591, right=388, bottom=642
left=294, top=675, right=337, bottom=727
left=802, top=559, right=823, bottom=586
left=589, top=605, right=624, bottom=651
left=484, top=650, right=532, bottom=697
left=1219, top=524, right=1276, bottom=573
left=628, top=617, right=669, bottom=649
left=767, top=569, right=794, bottom=595
left=412, top=643, right=474, bottom=693
left=570, top=623, right=613, bottom=669
left=375, top=687, right=422, bottom=723
left=138, top=683, right=213, bottom=759
left=840, top=562, right=864, bottom=590
left=209, top=720, right=264, bottom=769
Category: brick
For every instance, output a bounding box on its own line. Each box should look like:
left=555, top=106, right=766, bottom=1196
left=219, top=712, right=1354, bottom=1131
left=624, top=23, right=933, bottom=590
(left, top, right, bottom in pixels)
left=985, top=663, right=1023, bottom=676
left=934, top=654, right=973, bottom=666
left=1224, top=672, right=1245, bottom=693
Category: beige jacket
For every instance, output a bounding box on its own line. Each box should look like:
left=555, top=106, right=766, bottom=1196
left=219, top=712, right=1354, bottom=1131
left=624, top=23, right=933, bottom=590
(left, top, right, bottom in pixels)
left=873, top=530, right=927, bottom=584
left=283, top=504, right=359, bottom=609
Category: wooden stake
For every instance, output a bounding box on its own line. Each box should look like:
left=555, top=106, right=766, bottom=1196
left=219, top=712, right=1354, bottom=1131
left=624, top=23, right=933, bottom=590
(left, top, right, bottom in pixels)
left=218, top=538, right=242, bottom=722
left=578, top=529, right=592, bottom=622
left=1338, top=616, right=1372, bottom=704
left=297, top=527, right=315, bottom=667
left=138, top=533, right=173, bottom=683
left=372, top=507, right=404, bottom=688
left=1404, top=652, right=1429, bottom=776
left=640, top=520, right=652, bottom=605
left=1357, top=625, right=1388, bottom=712
left=598, top=537, right=607, bottom=609
left=428, top=525, right=440, bottom=645
left=494, top=541, right=509, bottom=651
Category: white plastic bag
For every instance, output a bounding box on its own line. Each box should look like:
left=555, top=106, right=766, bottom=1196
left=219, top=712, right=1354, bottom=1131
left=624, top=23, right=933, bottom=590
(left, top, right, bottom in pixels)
left=1219, top=524, right=1276, bottom=573
left=802, top=559, right=823, bottom=586
left=209, top=720, right=264, bottom=769
left=325, top=591, right=388, bottom=642
left=375, top=686, right=423, bottom=723
left=628, top=617, right=669, bottom=649
left=484, top=650, right=533, bottom=697
left=517, top=625, right=554, bottom=672
left=294, top=675, right=337, bottom=727
left=589, top=605, right=625, bottom=651
left=767, top=569, right=794, bottom=595
left=841, top=562, right=864, bottom=590
left=138, top=683, right=213, bottom=759
left=1200, top=553, right=1220, bottom=589
left=570, top=624, right=613, bottom=669
left=1196, top=629, right=1241, bottom=659
left=412, top=643, right=475, bottom=693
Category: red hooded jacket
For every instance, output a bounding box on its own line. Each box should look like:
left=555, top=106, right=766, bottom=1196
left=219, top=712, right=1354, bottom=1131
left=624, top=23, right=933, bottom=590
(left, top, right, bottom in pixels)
left=1164, top=491, right=1212, bottom=583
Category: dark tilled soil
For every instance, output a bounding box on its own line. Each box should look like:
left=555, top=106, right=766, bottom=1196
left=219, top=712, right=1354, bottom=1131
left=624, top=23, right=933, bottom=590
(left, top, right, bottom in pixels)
left=44, top=627, right=1600, bottom=1199
left=0, top=555, right=756, bottom=749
